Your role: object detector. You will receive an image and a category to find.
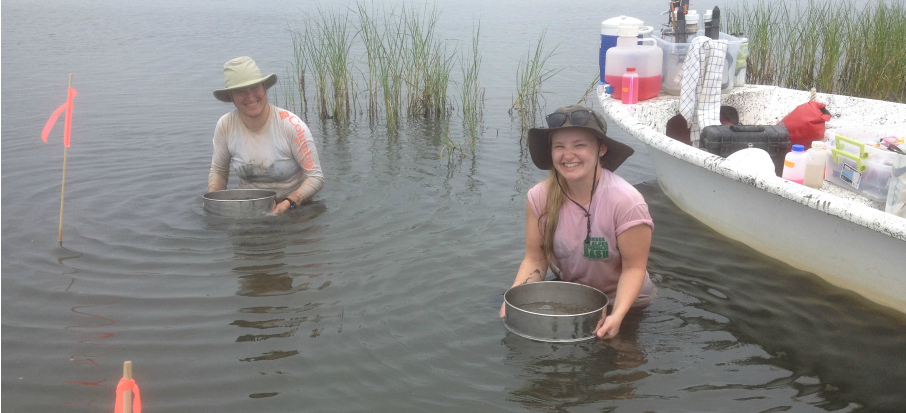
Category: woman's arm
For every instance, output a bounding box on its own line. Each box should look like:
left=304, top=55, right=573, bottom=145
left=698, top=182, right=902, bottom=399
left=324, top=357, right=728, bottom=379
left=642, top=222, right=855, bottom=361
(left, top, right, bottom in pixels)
left=273, top=113, right=324, bottom=213
left=499, top=201, right=548, bottom=318
left=208, top=123, right=231, bottom=192
left=272, top=175, right=325, bottom=213
left=594, top=224, right=652, bottom=338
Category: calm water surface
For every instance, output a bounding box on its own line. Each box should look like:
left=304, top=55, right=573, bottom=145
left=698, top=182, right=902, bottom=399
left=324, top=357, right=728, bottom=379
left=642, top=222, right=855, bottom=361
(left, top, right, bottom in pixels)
left=3, top=0, right=905, bottom=412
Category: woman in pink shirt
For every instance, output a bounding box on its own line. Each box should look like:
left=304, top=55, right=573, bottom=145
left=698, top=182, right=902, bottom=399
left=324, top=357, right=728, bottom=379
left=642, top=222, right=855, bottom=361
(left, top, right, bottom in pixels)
left=500, top=105, right=656, bottom=339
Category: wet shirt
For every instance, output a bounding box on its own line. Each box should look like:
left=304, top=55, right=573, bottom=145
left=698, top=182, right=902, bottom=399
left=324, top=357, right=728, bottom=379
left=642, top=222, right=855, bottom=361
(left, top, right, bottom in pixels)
left=210, top=106, right=323, bottom=200
left=528, top=169, right=656, bottom=304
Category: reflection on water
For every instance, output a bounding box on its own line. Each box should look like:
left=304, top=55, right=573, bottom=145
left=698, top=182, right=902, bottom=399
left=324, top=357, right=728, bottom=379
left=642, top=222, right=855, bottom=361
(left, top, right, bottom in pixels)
left=216, top=206, right=339, bottom=399
left=503, top=311, right=648, bottom=410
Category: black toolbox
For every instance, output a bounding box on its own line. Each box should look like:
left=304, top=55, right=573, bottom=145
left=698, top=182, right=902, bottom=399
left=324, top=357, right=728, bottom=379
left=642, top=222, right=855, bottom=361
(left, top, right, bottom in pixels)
left=700, top=125, right=792, bottom=176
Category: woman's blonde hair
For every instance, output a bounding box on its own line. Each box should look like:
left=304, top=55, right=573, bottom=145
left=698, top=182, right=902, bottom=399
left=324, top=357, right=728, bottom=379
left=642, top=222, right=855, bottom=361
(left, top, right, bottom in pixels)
left=539, top=169, right=568, bottom=278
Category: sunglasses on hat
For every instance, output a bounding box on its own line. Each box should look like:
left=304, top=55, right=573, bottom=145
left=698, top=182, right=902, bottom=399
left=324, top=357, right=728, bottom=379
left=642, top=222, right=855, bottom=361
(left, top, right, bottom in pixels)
left=545, top=109, right=605, bottom=130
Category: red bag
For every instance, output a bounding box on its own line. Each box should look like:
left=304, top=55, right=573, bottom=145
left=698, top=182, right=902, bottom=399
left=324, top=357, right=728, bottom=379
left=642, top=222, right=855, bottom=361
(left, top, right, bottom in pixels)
left=778, top=101, right=832, bottom=148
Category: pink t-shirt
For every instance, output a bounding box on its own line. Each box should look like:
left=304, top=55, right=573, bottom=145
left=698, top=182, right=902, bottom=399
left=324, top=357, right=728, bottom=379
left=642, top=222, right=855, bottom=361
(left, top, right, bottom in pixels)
left=528, top=170, right=656, bottom=304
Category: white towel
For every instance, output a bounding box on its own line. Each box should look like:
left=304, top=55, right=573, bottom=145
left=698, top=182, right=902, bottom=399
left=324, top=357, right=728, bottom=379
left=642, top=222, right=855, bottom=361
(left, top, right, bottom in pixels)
left=679, top=36, right=728, bottom=146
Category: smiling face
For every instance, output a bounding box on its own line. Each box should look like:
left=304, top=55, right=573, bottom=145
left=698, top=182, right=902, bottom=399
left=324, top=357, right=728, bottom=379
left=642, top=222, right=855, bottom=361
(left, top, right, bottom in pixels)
left=231, top=82, right=267, bottom=119
left=550, top=128, right=606, bottom=183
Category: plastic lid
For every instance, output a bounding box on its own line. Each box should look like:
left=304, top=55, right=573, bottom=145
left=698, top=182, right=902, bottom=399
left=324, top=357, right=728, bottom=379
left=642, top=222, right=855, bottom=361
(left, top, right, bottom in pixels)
left=626, top=67, right=636, bottom=72
left=602, top=15, right=644, bottom=30
left=793, top=144, right=805, bottom=152
left=704, top=10, right=712, bottom=20
left=618, top=24, right=639, bottom=37
left=811, top=141, right=825, bottom=149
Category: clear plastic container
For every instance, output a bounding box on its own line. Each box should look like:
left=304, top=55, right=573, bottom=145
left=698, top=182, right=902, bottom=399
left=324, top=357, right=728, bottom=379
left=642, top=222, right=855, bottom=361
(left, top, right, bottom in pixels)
left=605, top=24, right=663, bottom=101
left=824, top=132, right=901, bottom=202
left=886, top=147, right=906, bottom=217
left=600, top=16, right=653, bottom=83
left=654, top=31, right=743, bottom=95
left=803, top=141, right=826, bottom=189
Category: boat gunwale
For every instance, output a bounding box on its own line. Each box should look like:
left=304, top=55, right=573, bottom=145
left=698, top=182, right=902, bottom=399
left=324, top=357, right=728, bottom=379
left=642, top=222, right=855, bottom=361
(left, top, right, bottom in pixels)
left=598, top=84, right=906, bottom=242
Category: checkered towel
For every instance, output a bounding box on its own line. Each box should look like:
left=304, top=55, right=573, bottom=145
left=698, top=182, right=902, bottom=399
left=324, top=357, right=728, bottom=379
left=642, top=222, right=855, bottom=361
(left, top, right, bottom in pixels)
left=679, top=36, right=728, bottom=146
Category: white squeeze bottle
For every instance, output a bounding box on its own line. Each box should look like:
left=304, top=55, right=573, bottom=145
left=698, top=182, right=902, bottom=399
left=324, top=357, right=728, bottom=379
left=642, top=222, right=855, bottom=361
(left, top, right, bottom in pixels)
left=782, top=144, right=807, bottom=184
left=803, top=141, right=827, bottom=189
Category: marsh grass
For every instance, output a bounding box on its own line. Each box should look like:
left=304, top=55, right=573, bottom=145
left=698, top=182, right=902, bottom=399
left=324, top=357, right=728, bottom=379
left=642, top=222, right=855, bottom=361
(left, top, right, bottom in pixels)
left=399, top=5, right=457, bottom=118
left=285, top=2, right=473, bottom=131
left=458, top=22, right=484, bottom=151
left=303, top=8, right=355, bottom=121
left=510, top=30, right=562, bottom=135
left=726, top=0, right=906, bottom=102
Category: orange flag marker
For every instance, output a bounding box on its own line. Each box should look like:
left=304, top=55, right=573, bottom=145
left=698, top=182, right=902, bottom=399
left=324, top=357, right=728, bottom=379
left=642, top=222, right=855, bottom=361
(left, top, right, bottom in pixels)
left=115, top=361, right=142, bottom=413
left=42, top=86, right=77, bottom=147
left=42, top=74, right=77, bottom=243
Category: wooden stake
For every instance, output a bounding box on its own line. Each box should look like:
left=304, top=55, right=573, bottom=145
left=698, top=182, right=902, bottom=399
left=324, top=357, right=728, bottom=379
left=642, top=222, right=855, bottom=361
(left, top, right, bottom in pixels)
left=58, top=73, right=72, bottom=243
left=123, top=361, right=133, bottom=413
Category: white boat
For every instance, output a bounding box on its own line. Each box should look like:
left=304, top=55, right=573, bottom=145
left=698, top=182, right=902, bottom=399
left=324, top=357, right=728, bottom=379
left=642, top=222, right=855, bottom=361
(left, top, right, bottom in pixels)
left=599, top=85, right=906, bottom=315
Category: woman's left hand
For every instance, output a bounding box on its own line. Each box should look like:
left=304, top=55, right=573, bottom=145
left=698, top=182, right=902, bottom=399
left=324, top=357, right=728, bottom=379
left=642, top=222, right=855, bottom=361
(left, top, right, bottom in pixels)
left=594, top=313, right=624, bottom=339
left=271, top=200, right=292, bottom=214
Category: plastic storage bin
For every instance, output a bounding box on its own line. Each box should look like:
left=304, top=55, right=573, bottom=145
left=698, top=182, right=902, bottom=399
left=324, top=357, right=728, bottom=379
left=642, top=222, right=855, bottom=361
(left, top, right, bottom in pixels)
left=824, top=133, right=901, bottom=203
left=654, top=31, right=744, bottom=95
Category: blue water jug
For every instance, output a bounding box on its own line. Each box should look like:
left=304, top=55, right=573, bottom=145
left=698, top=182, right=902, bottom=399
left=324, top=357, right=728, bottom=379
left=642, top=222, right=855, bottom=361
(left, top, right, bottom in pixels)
left=600, top=16, right=653, bottom=84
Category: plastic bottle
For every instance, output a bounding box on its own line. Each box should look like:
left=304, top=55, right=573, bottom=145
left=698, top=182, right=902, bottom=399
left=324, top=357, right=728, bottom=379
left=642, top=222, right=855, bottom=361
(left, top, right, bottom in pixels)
left=621, top=67, right=639, bottom=104
left=604, top=24, right=663, bottom=101
left=803, top=141, right=827, bottom=189
left=782, top=144, right=807, bottom=184
left=599, top=16, right=651, bottom=85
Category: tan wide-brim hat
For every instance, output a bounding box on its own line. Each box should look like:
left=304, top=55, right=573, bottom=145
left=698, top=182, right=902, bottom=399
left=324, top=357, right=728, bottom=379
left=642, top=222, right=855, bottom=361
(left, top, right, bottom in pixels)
left=213, top=56, right=278, bottom=102
left=527, top=104, right=634, bottom=172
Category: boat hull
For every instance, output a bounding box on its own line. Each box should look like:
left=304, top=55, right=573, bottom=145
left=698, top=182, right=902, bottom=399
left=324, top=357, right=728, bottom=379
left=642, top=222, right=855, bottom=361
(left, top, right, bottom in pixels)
left=600, top=85, right=906, bottom=314
left=649, top=146, right=906, bottom=313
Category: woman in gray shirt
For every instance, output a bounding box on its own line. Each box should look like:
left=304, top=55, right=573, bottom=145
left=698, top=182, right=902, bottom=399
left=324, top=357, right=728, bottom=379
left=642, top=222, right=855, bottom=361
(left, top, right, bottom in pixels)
left=208, top=56, right=324, bottom=213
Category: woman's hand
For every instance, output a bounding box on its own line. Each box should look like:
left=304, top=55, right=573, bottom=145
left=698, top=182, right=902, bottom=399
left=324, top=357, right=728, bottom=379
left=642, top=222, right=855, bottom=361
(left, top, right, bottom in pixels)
left=594, top=312, right=624, bottom=339
left=271, top=200, right=292, bottom=214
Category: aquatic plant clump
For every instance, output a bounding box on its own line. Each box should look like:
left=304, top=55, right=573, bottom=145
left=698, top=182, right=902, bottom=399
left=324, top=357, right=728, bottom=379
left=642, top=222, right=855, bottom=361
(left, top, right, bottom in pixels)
left=726, top=0, right=905, bottom=103
left=280, top=2, right=484, bottom=135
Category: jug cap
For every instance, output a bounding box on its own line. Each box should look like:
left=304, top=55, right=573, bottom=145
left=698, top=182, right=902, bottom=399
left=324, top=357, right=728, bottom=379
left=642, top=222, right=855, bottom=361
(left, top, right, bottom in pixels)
left=793, top=144, right=805, bottom=152
left=601, top=15, right=644, bottom=30
left=811, top=141, right=825, bottom=149
left=618, top=24, right=640, bottom=37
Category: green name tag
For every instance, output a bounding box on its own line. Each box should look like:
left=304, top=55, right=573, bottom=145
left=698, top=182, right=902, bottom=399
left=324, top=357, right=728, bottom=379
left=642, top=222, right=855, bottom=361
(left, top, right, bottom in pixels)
left=583, top=237, right=609, bottom=259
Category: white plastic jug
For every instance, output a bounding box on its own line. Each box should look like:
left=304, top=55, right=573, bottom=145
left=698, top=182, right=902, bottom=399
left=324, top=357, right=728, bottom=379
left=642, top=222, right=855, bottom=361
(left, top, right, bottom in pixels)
left=604, top=24, right=663, bottom=101
left=599, top=16, right=653, bottom=85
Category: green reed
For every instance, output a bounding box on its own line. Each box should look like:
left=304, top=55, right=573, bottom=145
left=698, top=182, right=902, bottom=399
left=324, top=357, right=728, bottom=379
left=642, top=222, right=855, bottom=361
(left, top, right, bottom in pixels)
left=726, top=0, right=906, bottom=103
left=510, top=30, right=562, bottom=134
left=459, top=22, right=484, bottom=148
left=273, top=64, right=299, bottom=115
left=356, top=1, right=382, bottom=121
left=576, top=74, right=601, bottom=106
left=290, top=30, right=308, bottom=116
